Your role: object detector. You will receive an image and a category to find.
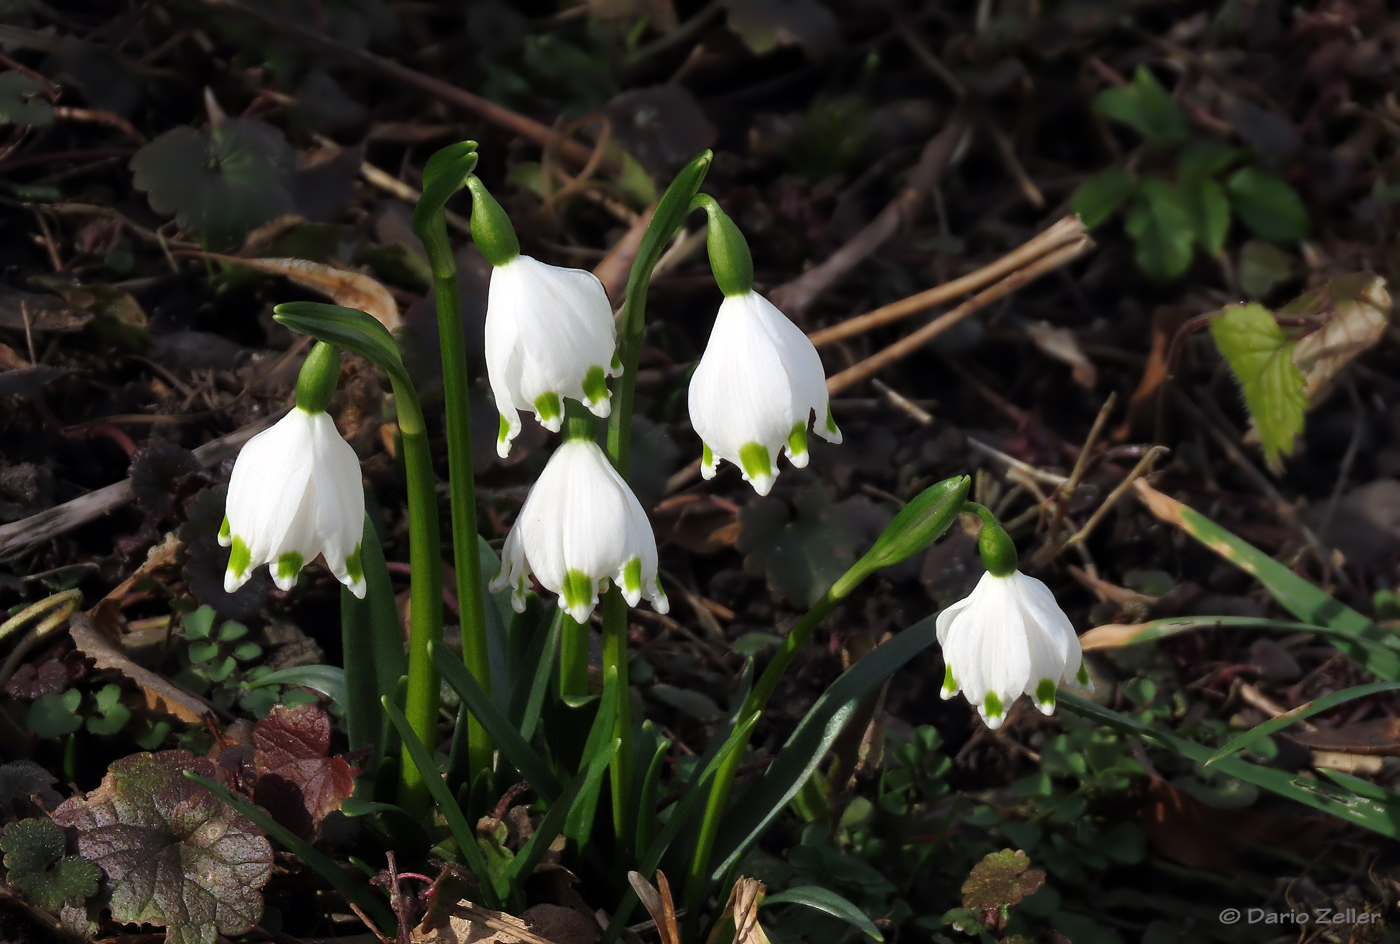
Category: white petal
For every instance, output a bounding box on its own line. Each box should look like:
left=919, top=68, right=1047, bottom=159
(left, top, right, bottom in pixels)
left=746, top=292, right=833, bottom=439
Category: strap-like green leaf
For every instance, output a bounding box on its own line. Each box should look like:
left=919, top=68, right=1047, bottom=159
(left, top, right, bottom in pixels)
left=764, top=886, right=884, bottom=942
left=244, top=664, right=345, bottom=709
left=1205, top=680, right=1400, bottom=766
left=502, top=737, right=619, bottom=887
left=185, top=771, right=397, bottom=933
left=381, top=697, right=505, bottom=907
left=273, top=302, right=412, bottom=392
left=333, top=515, right=407, bottom=767
left=708, top=616, right=941, bottom=881
left=1059, top=692, right=1400, bottom=839
left=1149, top=491, right=1400, bottom=678
left=432, top=641, right=563, bottom=800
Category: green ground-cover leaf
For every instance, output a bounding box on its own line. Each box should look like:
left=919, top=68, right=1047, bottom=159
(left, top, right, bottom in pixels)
left=1, top=817, right=99, bottom=911
left=52, top=751, right=273, bottom=944
left=1210, top=302, right=1307, bottom=468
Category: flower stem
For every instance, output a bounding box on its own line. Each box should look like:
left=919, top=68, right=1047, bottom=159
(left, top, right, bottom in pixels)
left=681, top=585, right=843, bottom=913
left=431, top=263, right=494, bottom=789
left=393, top=387, right=444, bottom=817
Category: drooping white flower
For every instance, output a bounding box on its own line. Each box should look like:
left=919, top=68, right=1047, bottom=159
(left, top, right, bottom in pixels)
left=485, top=254, right=620, bottom=458
left=491, top=438, right=667, bottom=623
left=936, top=570, right=1089, bottom=728
left=688, top=290, right=840, bottom=496
left=220, top=407, right=366, bottom=598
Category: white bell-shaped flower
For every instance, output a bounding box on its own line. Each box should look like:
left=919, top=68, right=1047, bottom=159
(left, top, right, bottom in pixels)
left=220, top=407, right=366, bottom=598
left=485, top=254, right=620, bottom=458
left=688, top=290, right=840, bottom=496
left=936, top=570, right=1089, bottom=728
left=491, top=437, right=668, bottom=624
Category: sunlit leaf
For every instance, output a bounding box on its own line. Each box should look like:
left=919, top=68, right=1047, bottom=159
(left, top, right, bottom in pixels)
left=1210, top=302, right=1306, bottom=468
left=52, top=751, right=273, bottom=944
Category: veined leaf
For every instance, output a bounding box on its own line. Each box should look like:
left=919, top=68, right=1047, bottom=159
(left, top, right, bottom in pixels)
left=1210, top=302, right=1307, bottom=468
left=1124, top=178, right=1194, bottom=283
left=1206, top=681, right=1400, bottom=766
left=1091, top=65, right=1189, bottom=144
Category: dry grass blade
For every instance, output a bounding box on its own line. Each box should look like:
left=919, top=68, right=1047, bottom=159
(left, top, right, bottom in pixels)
left=627, top=871, right=682, bottom=944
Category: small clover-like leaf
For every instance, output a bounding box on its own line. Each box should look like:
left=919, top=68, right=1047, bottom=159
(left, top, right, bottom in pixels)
left=130, top=119, right=296, bottom=249
left=0, top=72, right=54, bottom=126
left=182, top=606, right=216, bottom=641
left=961, top=849, right=1045, bottom=912
left=1, top=817, right=100, bottom=911
left=27, top=689, right=83, bottom=739
left=1210, top=302, right=1308, bottom=469
left=252, top=704, right=358, bottom=838
left=51, top=750, right=272, bottom=944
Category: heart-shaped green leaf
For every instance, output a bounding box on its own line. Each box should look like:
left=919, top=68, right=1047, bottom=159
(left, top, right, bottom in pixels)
left=131, top=120, right=296, bottom=249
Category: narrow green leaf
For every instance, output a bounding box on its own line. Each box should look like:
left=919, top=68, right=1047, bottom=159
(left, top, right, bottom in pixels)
left=1225, top=167, right=1309, bottom=242
left=185, top=771, right=397, bottom=932
left=273, top=302, right=411, bottom=391
left=1091, top=65, right=1189, bottom=144
left=764, top=886, right=884, bottom=942
left=432, top=641, right=563, bottom=800
left=709, top=615, right=942, bottom=880
left=1209, top=302, right=1307, bottom=468
left=635, top=726, right=671, bottom=858
left=380, top=697, right=504, bottom=907
left=244, top=665, right=346, bottom=709
left=333, top=515, right=406, bottom=763
left=563, top=666, right=621, bottom=847
left=1058, top=692, right=1400, bottom=839
left=1072, top=166, right=1136, bottom=228
left=1145, top=491, right=1400, bottom=676
left=515, top=611, right=561, bottom=743
left=1206, top=681, right=1400, bottom=766
left=1124, top=178, right=1194, bottom=282
left=502, top=737, right=619, bottom=887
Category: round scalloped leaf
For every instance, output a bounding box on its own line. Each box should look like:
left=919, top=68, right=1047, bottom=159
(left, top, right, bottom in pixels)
left=1, top=817, right=100, bottom=911
left=130, top=120, right=295, bottom=250
left=0, top=72, right=54, bottom=126
left=51, top=751, right=272, bottom=944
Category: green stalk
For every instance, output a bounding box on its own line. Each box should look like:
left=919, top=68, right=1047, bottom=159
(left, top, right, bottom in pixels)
left=596, top=151, right=712, bottom=853
left=433, top=262, right=494, bottom=786
left=393, top=388, right=444, bottom=817
left=412, top=142, right=493, bottom=787
left=681, top=588, right=842, bottom=911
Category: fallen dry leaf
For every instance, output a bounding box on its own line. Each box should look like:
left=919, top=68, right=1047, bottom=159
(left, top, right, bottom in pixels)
left=415, top=898, right=571, bottom=944
left=1025, top=321, right=1097, bottom=388
left=69, top=612, right=209, bottom=724
left=181, top=252, right=401, bottom=330
left=1286, top=718, right=1400, bottom=757
left=1285, top=273, right=1391, bottom=404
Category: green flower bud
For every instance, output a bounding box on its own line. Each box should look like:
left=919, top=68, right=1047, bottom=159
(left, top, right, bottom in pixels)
left=832, top=475, right=971, bottom=597
left=294, top=341, right=341, bottom=413
left=966, top=502, right=1018, bottom=577
left=691, top=193, right=753, bottom=297
left=466, top=176, right=520, bottom=267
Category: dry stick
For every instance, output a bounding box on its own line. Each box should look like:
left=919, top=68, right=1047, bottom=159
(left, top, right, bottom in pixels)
left=825, top=235, right=1095, bottom=395
left=810, top=215, right=1087, bottom=348
left=1028, top=392, right=1118, bottom=567
left=1050, top=445, right=1169, bottom=559
left=201, top=0, right=602, bottom=170
left=0, top=413, right=280, bottom=558
left=769, top=109, right=972, bottom=319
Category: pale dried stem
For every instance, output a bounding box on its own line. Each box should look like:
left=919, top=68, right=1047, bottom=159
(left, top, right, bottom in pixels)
left=808, top=215, right=1086, bottom=348
left=825, top=235, right=1094, bottom=395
